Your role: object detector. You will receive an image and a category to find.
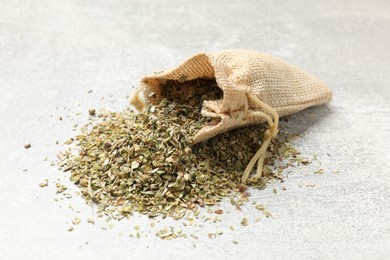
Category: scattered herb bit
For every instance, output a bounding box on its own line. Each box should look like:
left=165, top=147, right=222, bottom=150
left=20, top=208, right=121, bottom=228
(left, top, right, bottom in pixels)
left=314, top=169, right=324, bottom=174
left=214, top=209, right=223, bottom=215
left=255, top=204, right=272, bottom=218
left=56, top=183, right=67, bottom=194
left=39, top=180, right=48, bottom=188
left=208, top=233, right=216, bottom=239
left=88, top=109, right=96, bottom=116
left=241, top=217, right=249, bottom=226
left=64, top=139, right=73, bottom=145
left=72, top=217, right=81, bottom=225
left=156, top=227, right=186, bottom=240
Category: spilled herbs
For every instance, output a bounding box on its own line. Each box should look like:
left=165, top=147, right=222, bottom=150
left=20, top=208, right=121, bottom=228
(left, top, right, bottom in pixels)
left=56, top=78, right=311, bottom=234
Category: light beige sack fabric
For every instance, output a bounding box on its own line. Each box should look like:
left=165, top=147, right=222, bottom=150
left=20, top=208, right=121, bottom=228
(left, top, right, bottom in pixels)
left=131, top=49, right=332, bottom=182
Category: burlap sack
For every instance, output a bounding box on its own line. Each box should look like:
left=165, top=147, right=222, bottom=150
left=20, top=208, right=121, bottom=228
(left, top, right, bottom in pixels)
left=131, top=49, right=332, bottom=182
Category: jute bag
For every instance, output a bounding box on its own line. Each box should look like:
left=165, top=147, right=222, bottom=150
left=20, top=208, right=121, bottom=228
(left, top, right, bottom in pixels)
left=131, top=49, right=332, bottom=182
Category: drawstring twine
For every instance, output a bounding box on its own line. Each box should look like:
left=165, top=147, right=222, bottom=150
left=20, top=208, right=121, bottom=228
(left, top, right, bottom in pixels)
left=242, top=93, right=279, bottom=183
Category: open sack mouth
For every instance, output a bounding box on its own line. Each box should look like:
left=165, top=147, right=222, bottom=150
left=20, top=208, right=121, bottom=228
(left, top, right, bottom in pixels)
left=159, top=77, right=224, bottom=132
left=139, top=77, right=225, bottom=142
left=159, top=78, right=223, bottom=108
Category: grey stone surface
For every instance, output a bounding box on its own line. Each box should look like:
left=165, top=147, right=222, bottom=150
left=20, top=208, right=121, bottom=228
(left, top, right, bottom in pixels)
left=1, top=0, right=389, bottom=259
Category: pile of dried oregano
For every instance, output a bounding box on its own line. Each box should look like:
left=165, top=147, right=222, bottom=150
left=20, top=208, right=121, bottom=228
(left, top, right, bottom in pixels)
left=58, top=79, right=306, bottom=220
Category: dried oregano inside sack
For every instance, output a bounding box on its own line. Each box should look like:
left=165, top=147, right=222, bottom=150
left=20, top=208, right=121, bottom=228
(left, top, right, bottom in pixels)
left=59, top=78, right=305, bottom=220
